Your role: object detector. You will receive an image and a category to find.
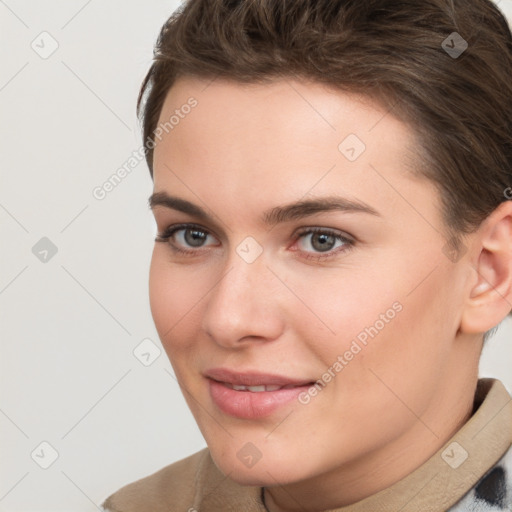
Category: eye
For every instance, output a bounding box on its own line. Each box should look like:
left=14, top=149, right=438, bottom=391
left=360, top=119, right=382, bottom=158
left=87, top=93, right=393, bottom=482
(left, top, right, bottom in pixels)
left=155, top=223, right=217, bottom=255
left=293, top=227, right=354, bottom=260
left=155, top=223, right=355, bottom=260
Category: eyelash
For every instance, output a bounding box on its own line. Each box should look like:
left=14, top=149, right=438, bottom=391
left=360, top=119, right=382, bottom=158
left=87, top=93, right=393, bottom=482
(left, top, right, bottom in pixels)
left=154, top=223, right=355, bottom=261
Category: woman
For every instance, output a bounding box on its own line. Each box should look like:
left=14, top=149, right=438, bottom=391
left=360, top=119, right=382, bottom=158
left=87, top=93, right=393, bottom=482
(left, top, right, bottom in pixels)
left=102, top=0, right=512, bottom=510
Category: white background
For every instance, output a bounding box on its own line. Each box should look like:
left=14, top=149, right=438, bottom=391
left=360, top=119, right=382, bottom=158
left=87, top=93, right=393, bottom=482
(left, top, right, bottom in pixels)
left=1, top=1, right=511, bottom=510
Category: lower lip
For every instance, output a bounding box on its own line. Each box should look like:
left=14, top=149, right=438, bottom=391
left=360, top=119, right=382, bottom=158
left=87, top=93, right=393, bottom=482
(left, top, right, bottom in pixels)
left=208, top=379, right=312, bottom=419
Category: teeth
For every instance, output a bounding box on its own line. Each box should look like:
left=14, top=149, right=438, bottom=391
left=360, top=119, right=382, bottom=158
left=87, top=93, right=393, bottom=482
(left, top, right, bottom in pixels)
left=264, top=385, right=283, bottom=391
left=226, top=383, right=284, bottom=392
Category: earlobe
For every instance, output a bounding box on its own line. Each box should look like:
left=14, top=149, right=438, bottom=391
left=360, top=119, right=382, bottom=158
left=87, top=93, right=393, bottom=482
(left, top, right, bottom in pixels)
left=460, top=201, right=512, bottom=334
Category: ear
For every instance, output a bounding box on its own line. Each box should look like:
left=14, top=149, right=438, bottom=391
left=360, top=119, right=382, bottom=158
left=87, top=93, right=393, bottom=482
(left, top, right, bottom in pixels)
left=460, top=200, right=512, bottom=334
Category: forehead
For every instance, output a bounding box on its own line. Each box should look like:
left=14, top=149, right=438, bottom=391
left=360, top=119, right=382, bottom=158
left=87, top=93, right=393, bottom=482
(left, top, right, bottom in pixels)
left=151, top=76, right=432, bottom=223
left=154, top=76, right=419, bottom=167
left=157, top=76, right=405, bottom=139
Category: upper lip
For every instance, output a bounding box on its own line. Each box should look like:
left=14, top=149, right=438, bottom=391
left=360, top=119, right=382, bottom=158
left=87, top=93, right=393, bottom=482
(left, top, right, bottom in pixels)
left=205, top=368, right=314, bottom=387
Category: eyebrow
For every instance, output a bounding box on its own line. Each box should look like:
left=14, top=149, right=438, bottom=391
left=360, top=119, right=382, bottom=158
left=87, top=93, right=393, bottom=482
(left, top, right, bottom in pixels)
left=148, top=191, right=381, bottom=226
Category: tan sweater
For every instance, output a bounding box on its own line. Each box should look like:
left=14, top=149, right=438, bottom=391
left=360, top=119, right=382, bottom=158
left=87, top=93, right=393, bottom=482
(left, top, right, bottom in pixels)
left=102, top=378, right=512, bottom=512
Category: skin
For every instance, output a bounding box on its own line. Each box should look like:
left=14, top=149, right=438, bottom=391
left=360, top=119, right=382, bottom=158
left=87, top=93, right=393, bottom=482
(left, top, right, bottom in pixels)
left=148, top=76, right=512, bottom=511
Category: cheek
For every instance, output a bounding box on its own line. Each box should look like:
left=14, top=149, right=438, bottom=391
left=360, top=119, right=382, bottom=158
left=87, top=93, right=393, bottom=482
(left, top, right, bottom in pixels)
left=148, top=249, right=202, bottom=346
left=339, top=267, right=455, bottom=423
left=298, top=253, right=448, bottom=391
left=291, top=265, right=402, bottom=345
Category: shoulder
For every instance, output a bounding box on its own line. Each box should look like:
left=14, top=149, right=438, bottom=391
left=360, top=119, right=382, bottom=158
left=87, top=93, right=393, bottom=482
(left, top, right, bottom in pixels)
left=449, top=442, right=512, bottom=511
left=101, top=448, right=211, bottom=512
left=101, top=447, right=265, bottom=511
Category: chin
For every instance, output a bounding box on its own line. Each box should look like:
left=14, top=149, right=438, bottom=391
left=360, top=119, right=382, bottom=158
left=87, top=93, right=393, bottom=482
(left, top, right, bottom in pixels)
left=210, top=449, right=308, bottom=487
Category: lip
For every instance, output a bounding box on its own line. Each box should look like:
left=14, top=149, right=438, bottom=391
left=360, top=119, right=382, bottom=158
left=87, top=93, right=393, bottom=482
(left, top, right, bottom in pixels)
left=205, top=368, right=313, bottom=387
left=205, top=368, right=315, bottom=419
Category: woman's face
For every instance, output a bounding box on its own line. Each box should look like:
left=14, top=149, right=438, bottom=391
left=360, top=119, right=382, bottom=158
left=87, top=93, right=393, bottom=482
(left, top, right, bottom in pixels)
left=149, top=77, right=473, bottom=490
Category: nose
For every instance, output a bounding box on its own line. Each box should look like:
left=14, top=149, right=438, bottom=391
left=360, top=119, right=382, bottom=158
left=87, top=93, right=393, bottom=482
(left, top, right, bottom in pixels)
left=200, top=248, right=284, bottom=348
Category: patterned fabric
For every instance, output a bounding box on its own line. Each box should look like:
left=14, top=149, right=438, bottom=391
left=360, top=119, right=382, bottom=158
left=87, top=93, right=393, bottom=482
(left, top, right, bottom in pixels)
left=449, top=443, right=512, bottom=511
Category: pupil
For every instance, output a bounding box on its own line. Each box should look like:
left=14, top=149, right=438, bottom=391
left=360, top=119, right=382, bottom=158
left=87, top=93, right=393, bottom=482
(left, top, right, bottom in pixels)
left=313, top=233, right=334, bottom=252
left=186, top=229, right=206, bottom=247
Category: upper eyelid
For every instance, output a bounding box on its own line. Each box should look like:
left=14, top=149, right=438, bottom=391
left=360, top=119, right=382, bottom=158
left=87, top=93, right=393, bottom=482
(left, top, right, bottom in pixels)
left=159, top=222, right=349, bottom=236
left=162, top=223, right=219, bottom=239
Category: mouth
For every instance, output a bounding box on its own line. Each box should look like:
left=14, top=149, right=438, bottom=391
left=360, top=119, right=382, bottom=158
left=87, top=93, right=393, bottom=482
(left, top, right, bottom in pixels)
left=204, top=367, right=314, bottom=387
left=219, top=382, right=311, bottom=392
left=205, top=368, right=316, bottom=419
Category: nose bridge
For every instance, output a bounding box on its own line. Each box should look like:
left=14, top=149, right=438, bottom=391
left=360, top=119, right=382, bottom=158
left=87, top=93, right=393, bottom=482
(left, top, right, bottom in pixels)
left=201, top=242, right=282, bottom=345
left=216, top=234, right=272, bottom=301
left=211, top=246, right=269, bottom=316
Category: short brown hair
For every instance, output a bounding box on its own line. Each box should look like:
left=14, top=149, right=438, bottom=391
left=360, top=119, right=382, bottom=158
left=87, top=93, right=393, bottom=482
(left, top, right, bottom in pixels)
left=138, top=0, right=512, bottom=322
